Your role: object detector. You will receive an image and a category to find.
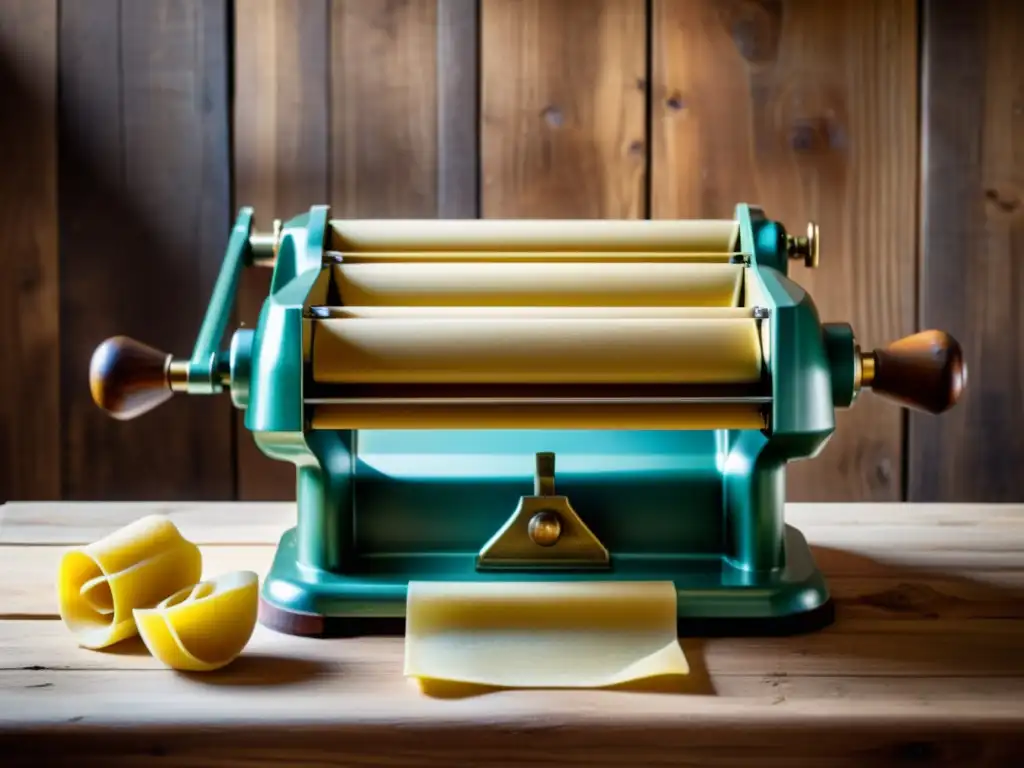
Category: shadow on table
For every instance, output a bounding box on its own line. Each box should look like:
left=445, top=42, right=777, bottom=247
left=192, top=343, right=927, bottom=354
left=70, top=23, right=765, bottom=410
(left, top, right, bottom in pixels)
left=415, top=656, right=714, bottom=699
left=93, top=637, right=150, bottom=657
left=790, top=544, right=1024, bottom=674
left=90, top=544, right=1023, bottom=696
left=420, top=542, right=1024, bottom=698
left=93, top=636, right=330, bottom=687
left=179, top=654, right=331, bottom=687
left=811, top=544, right=1024, bottom=624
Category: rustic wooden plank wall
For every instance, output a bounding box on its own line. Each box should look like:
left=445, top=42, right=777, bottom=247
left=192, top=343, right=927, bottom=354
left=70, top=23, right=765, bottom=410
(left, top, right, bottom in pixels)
left=0, top=0, right=1019, bottom=503
left=652, top=0, right=918, bottom=502
left=480, top=0, right=648, bottom=220
left=912, top=0, right=1024, bottom=502
left=58, top=0, right=235, bottom=501
left=0, top=0, right=59, bottom=501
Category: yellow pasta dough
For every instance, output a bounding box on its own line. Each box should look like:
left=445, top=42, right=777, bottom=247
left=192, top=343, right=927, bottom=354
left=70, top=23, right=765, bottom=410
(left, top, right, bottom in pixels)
left=134, top=570, right=259, bottom=672
left=57, top=514, right=202, bottom=650
left=404, top=581, right=689, bottom=689
left=332, top=262, right=743, bottom=307
left=312, top=317, right=762, bottom=385
left=330, top=218, right=738, bottom=252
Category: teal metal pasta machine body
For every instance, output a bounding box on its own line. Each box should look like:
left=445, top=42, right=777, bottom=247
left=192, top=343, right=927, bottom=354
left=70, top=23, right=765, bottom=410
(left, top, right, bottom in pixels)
left=90, top=204, right=966, bottom=636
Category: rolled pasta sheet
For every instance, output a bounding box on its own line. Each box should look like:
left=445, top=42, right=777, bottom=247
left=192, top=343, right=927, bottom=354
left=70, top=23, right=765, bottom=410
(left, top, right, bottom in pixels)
left=337, top=251, right=734, bottom=263
left=57, top=515, right=202, bottom=650
left=135, top=570, right=259, bottom=672
left=330, top=218, right=738, bottom=253
left=332, top=263, right=744, bottom=307
left=322, top=306, right=755, bottom=320
left=404, top=580, right=689, bottom=689
left=312, top=318, right=763, bottom=385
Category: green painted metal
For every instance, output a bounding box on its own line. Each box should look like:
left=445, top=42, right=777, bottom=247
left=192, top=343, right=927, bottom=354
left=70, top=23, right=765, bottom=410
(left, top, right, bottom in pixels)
left=822, top=323, right=859, bottom=409
left=196, top=204, right=864, bottom=632
left=187, top=208, right=254, bottom=394
left=227, top=330, right=254, bottom=410
left=262, top=524, right=828, bottom=622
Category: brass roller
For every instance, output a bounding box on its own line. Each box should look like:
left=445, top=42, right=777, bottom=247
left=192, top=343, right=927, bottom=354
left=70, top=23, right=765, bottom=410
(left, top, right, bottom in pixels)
left=311, top=317, right=763, bottom=385
left=333, top=263, right=744, bottom=308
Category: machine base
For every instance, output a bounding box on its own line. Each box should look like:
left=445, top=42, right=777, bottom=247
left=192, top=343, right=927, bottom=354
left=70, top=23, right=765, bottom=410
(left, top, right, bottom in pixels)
left=259, top=525, right=833, bottom=638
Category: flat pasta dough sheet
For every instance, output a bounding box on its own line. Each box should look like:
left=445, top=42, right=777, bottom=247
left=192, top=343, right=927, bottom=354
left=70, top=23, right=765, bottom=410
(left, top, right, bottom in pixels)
left=404, top=581, right=689, bottom=689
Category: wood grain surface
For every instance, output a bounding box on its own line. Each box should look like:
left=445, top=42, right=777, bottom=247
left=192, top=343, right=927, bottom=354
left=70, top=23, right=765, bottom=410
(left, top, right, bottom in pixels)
left=480, top=0, right=648, bottom=219
left=0, top=501, right=1022, bottom=766
left=0, top=1, right=59, bottom=502
left=58, top=0, right=234, bottom=501
left=330, top=0, right=440, bottom=218
left=911, top=0, right=1024, bottom=502
left=651, top=0, right=918, bottom=502
left=437, top=0, right=479, bottom=218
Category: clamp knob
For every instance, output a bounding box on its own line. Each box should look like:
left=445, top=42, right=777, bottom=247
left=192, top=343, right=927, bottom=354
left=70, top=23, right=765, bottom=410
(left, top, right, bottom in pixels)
left=89, top=336, right=187, bottom=420
left=787, top=222, right=819, bottom=269
left=859, top=330, right=966, bottom=415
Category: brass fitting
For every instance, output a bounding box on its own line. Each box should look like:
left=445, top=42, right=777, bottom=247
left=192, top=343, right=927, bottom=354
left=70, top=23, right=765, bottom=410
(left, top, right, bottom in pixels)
left=165, top=358, right=191, bottom=393
left=858, top=351, right=876, bottom=388
left=787, top=222, right=819, bottom=269
left=249, top=219, right=282, bottom=267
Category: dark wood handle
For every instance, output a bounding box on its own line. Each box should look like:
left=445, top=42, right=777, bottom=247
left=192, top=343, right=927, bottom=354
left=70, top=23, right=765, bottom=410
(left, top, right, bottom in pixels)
left=89, top=336, right=174, bottom=420
left=868, top=330, right=967, bottom=414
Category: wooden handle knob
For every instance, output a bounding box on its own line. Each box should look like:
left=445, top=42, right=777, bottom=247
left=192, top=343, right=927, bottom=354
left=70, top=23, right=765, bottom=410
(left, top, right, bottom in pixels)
left=863, top=330, right=966, bottom=414
left=89, top=336, right=174, bottom=420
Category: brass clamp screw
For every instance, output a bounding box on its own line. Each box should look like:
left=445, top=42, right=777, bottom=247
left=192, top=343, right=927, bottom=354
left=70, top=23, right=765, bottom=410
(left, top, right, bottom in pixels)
left=787, top=222, right=819, bottom=269
left=527, top=452, right=562, bottom=547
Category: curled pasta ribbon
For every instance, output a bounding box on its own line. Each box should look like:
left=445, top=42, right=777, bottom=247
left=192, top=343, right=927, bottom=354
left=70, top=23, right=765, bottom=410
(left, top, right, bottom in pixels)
left=58, top=515, right=202, bottom=650
left=134, top=570, right=259, bottom=672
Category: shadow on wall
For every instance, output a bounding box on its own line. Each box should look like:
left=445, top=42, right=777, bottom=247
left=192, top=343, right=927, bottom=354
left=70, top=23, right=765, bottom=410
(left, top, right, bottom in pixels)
left=0, top=31, right=236, bottom=502
left=0, top=43, right=60, bottom=503
left=56, top=32, right=237, bottom=500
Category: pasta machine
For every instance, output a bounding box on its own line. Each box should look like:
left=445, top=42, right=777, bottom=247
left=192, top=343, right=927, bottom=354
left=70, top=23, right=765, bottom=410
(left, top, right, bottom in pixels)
left=89, top=205, right=966, bottom=636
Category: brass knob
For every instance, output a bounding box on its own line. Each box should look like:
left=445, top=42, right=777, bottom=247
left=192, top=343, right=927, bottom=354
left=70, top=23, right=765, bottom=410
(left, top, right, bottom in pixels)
left=249, top=219, right=282, bottom=267
left=859, top=330, right=966, bottom=414
left=787, top=222, right=819, bottom=269
left=528, top=510, right=562, bottom=547
left=89, top=336, right=186, bottom=421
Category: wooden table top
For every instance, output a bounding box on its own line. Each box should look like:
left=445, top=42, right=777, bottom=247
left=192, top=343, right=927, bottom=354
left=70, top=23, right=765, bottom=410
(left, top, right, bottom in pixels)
left=0, top=502, right=1022, bottom=767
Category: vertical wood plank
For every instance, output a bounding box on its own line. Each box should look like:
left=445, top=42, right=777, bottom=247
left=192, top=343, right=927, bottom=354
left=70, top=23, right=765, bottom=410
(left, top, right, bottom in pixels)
left=651, top=0, right=918, bottom=501
left=233, top=0, right=331, bottom=500
left=480, top=0, right=647, bottom=219
left=437, top=0, right=479, bottom=218
left=330, top=0, right=439, bottom=218
left=0, top=1, right=59, bottom=501
left=59, top=0, right=234, bottom=500
left=911, top=0, right=1024, bottom=501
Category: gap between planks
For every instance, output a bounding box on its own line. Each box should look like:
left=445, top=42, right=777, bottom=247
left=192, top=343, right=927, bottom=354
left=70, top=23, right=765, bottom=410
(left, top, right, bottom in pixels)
left=2, top=505, right=1024, bottom=625
left=2, top=666, right=1024, bottom=724
left=1, top=620, right=1023, bottom=677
